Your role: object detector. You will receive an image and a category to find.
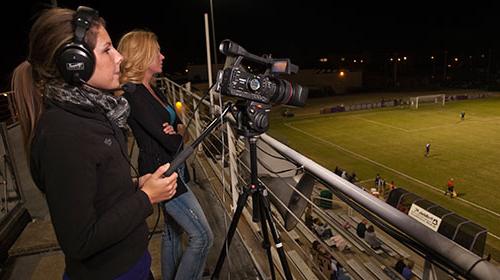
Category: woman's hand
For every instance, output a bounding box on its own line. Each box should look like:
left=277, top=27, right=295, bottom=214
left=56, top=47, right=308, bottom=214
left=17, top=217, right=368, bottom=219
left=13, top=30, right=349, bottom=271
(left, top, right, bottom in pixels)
left=162, top=122, right=176, bottom=135
left=137, top=174, right=152, bottom=188
left=141, top=164, right=177, bottom=204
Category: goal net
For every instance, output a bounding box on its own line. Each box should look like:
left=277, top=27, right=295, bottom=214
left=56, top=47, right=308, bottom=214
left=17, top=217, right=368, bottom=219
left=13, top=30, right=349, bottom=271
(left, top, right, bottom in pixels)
left=409, top=94, right=445, bottom=109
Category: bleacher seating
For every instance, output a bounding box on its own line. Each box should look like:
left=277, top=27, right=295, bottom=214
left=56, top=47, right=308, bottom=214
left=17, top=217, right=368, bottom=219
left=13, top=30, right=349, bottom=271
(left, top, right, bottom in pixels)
left=364, top=262, right=392, bottom=280
left=288, top=250, right=319, bottom=280
left=346, top=258, right=376, bottom=279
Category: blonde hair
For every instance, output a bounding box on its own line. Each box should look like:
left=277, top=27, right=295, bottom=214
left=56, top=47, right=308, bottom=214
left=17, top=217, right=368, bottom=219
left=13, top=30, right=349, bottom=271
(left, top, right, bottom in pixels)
left=117, top=30, right=160, bottom=84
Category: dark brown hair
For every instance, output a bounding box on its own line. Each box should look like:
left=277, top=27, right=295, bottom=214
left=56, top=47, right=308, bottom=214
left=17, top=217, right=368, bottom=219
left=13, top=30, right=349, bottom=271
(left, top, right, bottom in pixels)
left=10, top=8, right=104, bottom=148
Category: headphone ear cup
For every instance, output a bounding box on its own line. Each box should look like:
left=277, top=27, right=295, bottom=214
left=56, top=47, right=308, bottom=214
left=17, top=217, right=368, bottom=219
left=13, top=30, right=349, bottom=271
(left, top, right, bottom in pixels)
left=56, top=42, right=95, bottom=84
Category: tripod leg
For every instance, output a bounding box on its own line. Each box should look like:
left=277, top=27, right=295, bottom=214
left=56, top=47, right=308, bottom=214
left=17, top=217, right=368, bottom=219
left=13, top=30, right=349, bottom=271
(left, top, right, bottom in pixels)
left=258, top=193, right=276, bottom=280
left=260, top=193, right=293, bottom=280
left=211, top=186, right=253, bottom=280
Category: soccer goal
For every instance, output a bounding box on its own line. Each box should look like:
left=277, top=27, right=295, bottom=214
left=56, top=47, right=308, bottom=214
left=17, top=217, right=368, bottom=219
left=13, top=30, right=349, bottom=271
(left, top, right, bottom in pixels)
left=409, top=94, right=446, bottom=109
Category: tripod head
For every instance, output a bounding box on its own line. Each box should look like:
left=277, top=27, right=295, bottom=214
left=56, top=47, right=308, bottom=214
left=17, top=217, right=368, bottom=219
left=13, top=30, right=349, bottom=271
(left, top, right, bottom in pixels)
left=231, top=100, right=271, bottom=138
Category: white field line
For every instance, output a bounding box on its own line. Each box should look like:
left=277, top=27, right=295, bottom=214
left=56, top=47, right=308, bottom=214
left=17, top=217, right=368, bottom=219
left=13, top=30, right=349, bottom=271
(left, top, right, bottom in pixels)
left=284, top=123, right=500, bottom=240
left=352, top=116, right=411, bottom=132
left=358, top=178, right=374, bottom=184
left=352, top=115, right=500, bottom=133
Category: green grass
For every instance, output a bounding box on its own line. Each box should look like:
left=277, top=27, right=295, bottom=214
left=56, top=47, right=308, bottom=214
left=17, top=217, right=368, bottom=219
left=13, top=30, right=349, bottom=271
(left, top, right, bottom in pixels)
left=268, top=95, right=500, bottom=260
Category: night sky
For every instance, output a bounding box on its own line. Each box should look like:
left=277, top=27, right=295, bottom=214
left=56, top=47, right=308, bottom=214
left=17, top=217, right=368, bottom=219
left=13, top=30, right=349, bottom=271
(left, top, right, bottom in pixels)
left=1, top=0, right=499, bottom=90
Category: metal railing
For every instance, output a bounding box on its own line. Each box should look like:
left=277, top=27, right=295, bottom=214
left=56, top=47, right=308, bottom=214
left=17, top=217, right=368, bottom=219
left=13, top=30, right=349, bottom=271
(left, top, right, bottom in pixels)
left=153, top=77, right=500, bottom=279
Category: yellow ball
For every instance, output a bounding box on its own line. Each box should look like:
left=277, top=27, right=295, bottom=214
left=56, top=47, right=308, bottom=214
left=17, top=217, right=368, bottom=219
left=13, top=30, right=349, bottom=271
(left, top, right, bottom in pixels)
left=175, top=101, right=183, bottom=110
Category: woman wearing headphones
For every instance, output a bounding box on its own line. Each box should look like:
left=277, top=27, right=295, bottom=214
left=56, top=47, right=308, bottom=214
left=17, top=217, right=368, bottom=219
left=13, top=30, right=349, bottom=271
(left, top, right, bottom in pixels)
left=11, top=7, right=177, bottom=280
left=117, top=30, right=213, bottom=280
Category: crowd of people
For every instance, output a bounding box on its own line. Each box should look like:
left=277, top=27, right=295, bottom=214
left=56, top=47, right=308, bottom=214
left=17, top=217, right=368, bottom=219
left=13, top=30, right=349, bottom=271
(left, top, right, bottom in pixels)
left=334, top=166, right=357, bottom=183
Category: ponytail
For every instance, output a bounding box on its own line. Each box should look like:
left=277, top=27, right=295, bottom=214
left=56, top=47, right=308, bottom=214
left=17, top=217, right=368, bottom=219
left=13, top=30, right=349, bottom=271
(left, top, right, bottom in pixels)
left=11, top=60, right=43, bottom=149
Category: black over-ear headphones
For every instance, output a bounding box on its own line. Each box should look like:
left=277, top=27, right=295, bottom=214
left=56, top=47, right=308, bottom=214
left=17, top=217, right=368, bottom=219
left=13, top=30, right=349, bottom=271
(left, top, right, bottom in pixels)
left=56, top=6, right=99, bottom=85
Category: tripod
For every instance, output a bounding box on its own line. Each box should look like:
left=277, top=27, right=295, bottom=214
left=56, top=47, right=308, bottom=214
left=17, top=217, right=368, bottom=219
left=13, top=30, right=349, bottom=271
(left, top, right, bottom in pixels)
left=211, top=133, right=293, bottom=280
left=162, top=101, right=293, bottom=279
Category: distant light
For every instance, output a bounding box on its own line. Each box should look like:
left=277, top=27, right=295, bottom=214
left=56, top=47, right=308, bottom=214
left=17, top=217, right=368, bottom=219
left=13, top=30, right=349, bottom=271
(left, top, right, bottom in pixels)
left=430, top=56, right=435, bottom=60
left=185, top=69, right=189, bottom=73
left=319, top=58, right=328, bottom=62
left=481, top=54, right=485, bottom=58
left=454, top=57, right=459, bottom=62
left=353, top=59, right=357, bottom=63
left=339, top=71, right=345, bottom=77
left=403, top=56, right=407, bottom=60
left=341, top=57, right=345, bottom=61
left=2, top=93, right=7, bottom=97
left=397, top=58, right=401, bottom=62
left=469, top=55, right=473, bottom=59
left=175, top=101, right=183, bottom=111
left=447, top=64, right=452, bottom=68
left=389, top=58, right=394, bottom=62
left=360, top=59, right=364, bottom=63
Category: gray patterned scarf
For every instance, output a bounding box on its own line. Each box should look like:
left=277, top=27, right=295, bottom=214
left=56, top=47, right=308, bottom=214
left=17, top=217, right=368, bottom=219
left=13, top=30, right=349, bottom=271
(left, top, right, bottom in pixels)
left=45, top=83, right=130, bottom=129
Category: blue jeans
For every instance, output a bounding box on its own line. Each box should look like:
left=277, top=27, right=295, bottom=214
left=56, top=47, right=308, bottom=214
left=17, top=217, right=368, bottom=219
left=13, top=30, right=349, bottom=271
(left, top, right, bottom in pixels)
left=161, top=185, right=213, bottom=280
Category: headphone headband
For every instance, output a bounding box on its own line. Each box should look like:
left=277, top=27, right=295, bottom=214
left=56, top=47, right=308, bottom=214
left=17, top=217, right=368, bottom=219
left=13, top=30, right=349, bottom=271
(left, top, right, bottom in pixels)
left=73, top=6, right=99, bottom=43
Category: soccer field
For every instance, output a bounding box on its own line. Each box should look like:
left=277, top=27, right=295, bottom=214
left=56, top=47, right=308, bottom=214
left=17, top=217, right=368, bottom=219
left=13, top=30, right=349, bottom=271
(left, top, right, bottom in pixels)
left=268, top=95, right=500, bottom=260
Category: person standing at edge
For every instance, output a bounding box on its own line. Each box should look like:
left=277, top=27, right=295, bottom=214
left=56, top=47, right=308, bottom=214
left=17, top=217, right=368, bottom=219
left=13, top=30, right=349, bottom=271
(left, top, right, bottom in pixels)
left=118, top=30, right=213, bottom=280
left=11, top=7, right=178, bottom=279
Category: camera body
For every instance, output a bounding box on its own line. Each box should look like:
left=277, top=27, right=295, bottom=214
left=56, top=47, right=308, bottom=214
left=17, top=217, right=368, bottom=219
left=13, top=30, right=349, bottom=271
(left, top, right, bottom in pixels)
left=215, top=40, right=308, bottom=108
left=217, top=66, right=277, bottom=104
left=215, top=40, right=308, bottom=135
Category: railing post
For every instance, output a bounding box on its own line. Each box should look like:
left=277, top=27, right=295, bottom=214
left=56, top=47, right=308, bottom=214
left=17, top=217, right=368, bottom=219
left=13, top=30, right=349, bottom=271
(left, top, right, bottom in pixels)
left=193, top=98, right=202, bottom=152
left=226, top=123, right=238, bottom=212
left=179, top=85, right=186, bottom=124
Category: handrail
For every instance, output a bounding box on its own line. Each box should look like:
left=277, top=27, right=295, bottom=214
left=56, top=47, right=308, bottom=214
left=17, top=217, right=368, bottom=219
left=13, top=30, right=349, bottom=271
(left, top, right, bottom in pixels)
left=260, top=133, right=500, bottom=280
left=159, top=76, right=500, bottom=280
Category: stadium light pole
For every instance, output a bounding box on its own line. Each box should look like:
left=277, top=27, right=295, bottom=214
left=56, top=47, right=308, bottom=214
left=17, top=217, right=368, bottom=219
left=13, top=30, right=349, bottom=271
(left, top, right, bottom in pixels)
left=443, top=50, right=448, bottom=82
left=209, top=0, right=218, bottom=68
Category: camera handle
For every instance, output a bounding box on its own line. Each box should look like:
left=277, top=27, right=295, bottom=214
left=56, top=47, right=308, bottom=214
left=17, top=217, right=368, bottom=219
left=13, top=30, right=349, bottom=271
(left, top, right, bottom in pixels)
left=211, top=136, right=293, bottom=280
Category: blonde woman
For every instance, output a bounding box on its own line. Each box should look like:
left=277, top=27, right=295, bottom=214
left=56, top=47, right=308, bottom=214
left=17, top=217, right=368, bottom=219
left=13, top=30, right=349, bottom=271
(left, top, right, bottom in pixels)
left=118, top=30, right=213, bottom=280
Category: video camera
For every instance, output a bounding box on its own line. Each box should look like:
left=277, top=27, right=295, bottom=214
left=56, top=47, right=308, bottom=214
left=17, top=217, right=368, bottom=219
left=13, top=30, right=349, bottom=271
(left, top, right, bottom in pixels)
left=215, top=40, right=308, bottom=134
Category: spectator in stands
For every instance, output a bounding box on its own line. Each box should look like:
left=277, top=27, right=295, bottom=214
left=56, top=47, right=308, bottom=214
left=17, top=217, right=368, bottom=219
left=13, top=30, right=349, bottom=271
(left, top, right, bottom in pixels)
left=314, top=221, right=328, bottom=238
left=348, top=171, right=357, bottom=183
left=356, top=219, right=367, bottom=238
left=334, top=166, right=342, bottom=176
left=11, top=7, right=178, bottom=279
left=402, top=260, right=414, bottom=280
left=394, top=257, right=406, bottom=274
left=330, top=234, right=349, bottom=252
left=311, top=240, right=327, bottom=258
left=375, top=173, right=381, bottom=186
left=330, top=257, right=338, bottom=280
left=322, top=227, right=333, bottom=240
left=388, top=180, right=395, bottom=191
left=341, top=170, right=348, bottom=180
left=334, top=263, right=351, bottom=280
left=364, top=225, right=382, bottom=249
left=425, top=143, right=431, bottom=157
left=305, top=206, right=314, bottom=229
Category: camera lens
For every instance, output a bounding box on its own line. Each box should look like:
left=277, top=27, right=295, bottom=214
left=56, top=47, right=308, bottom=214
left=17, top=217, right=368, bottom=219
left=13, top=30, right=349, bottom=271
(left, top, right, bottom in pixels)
left=249, top=78, right=261, bottom=91
left=269, top=78, right=308, bottom=107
